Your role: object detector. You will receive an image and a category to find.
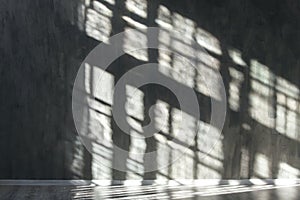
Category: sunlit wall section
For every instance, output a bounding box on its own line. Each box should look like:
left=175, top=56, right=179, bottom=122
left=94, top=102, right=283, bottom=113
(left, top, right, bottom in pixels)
left=90, top=74, right=147, bottom=180
left=154, top=100, right=172, bottom=180
left=156, top=5, right=172, bottom=80
left=249, top=60, right=275, bottom=128
left=228, top=48, right=247, bottom=67
left=194, top=28, right=222, bottom=102
left=125, top=85, right=146, bottom=179
left=123, top=0, right=148, bottom=61
left=253, top=153, right=270, bottom=178
left=275, top=77, right=300, bottom=142
left=171, top=109, right=196, bottom=146
left=70, top=135, right=87, bottom=178
left=227, top=48, right=247, bottom=112
left=170, top=142, right=195, bottom=179
left=70, top=64, right=90, bottom=178
left=154, top=100, right=196, bottom=179
left=156, top=6, right=223, bottom=101
left=70, top=63, right=92, bottom=178
left=155, top=5, right=224, bottom=179
left=169, top=108, right=196, bottom=179
left=88, top=65, right=114, bottom=179
left=77, top=0, right=113, bottom=43
left=155, top=7, right=198, bottom=178
left=195, top=27, right=222, bottom=56
left=228, top=67, right=244, bottom=111
left=90, top=104, right=113, bottom=179
left=126, top=130, right=146, bottom=179
left=92, top=139, right=113, bottom=179
left=153, top=99, right=224, bottom=179
left=156, top=6, right=196, bottom=89
left=125, top=0, right=147, bottom=18
left=278, top=162, right=300, bottom=178
left=71, top=62, right=115, bottom=179
left=197, top=121, right=224, bottom=178
left=249, top=60, right=300, bottom=178
left=77, top=0, right=86, bottom=31
left=195, top=49, right=222, bottom=101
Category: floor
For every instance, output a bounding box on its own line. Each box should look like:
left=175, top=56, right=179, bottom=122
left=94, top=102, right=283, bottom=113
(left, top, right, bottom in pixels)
left=0, top=181, right=300, bottom=199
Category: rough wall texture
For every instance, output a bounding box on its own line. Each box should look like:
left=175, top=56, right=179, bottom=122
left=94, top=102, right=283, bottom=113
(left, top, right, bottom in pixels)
left=0, top=0, right=299, bottom=179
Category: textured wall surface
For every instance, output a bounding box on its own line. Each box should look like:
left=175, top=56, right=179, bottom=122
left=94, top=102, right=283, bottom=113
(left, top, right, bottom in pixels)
left=0, top=0, right=299, bottom=179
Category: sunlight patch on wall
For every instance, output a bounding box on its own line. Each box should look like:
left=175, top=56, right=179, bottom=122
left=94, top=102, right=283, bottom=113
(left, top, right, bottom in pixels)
left=249, top=60, right=275, bottom=128
left=195, top=28, right=222, bottom=55
left=251, top=60, right=274, bottom=85
left=85, top=1, right=113, bottom=42
left=196, top=60, right=222, bottom=101
left=156, top=6, right=223, bottom=101
left=197, top=121, right=224, bottom=161
left=71, top=135, right=86, bottom=178
left=122, top=0, right=148, bottom=61
left=76, top=0, right=114, bottom=42
left=170, top=143, right=194, bottom=179
left=197, top=121, right=223, bottom=155
left=249, top=59, right=300, bottom=141
left=153, top=99, right=223, bottom=179
left=154, top=99, right=198, bottom=146
left=155, top=5, right=172, bottom=30
left=89, top=99, right=113, bottom=179
left=157, top=8, right=196, bottom=89
left=83, top=64, right=114, bottom=179
left=122, top=16, right=148, bottom=29
left=197, top=163, right=222, bottom=179
left=77, top=0, right=86, bottom=31
left=126, top=130, right=146, bottom=179
left=84, top=63, right=92, bottom=94
left=196, top=121, right=224, bottom=179
left=123, top=25, right=148, bottom=61
left=275, top=77, right=299, bottom=142
left=196, top=151, right=223, bottom=179
left=171, top=108, right=196, bottom=145
left=196, top=50, right=220, bottom=71
left=89, top=109, right=112, bottom=142
left=125, top=86, right=145, bottom=179
left=87, top=96, right=112, bottom=117
left=92, top=142, right=113, bottom=179
left=164, top=53, right=196, bottom=88
left=92, top=66, right=114, bottom=105
left=125, top=85, right=144, bottom=121
left=154, top=100, right=196, bottom=179
left=155, top=133, right=172, bottom=180
left=125, top=0, right=147, bottom=18
left=102, top=0, right=115, bottom=5
left=276, top=77, right=299, bottom=98
left=154, top=100, right=170, bottom=134
left=125, top=86, right=144, bottom=134
left=278, top=162, right=300, bottom=178
left=228, top=67, right=244, bottom=111
left=228, top=48, right=247, bottom=67
left=172, top=13, right=195, bottom=41
left=157, top=36, right=196, bottom=90
left=73, top=1, right=300, bottom=181
left=253, top=153, right=270, bottom=178
left=195, top=46, right=222, bottom=101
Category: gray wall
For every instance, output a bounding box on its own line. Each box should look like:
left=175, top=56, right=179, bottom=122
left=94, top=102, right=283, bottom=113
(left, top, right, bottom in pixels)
left=0, top=0, right=299, bottom=179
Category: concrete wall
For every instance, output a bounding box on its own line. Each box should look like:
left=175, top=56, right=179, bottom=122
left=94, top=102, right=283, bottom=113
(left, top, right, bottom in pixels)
left=0, top=0, right=299, bottom=179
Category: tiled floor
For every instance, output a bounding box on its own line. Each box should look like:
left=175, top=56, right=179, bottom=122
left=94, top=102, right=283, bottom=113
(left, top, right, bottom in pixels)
left=0, top=182, right=300, bottom=199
